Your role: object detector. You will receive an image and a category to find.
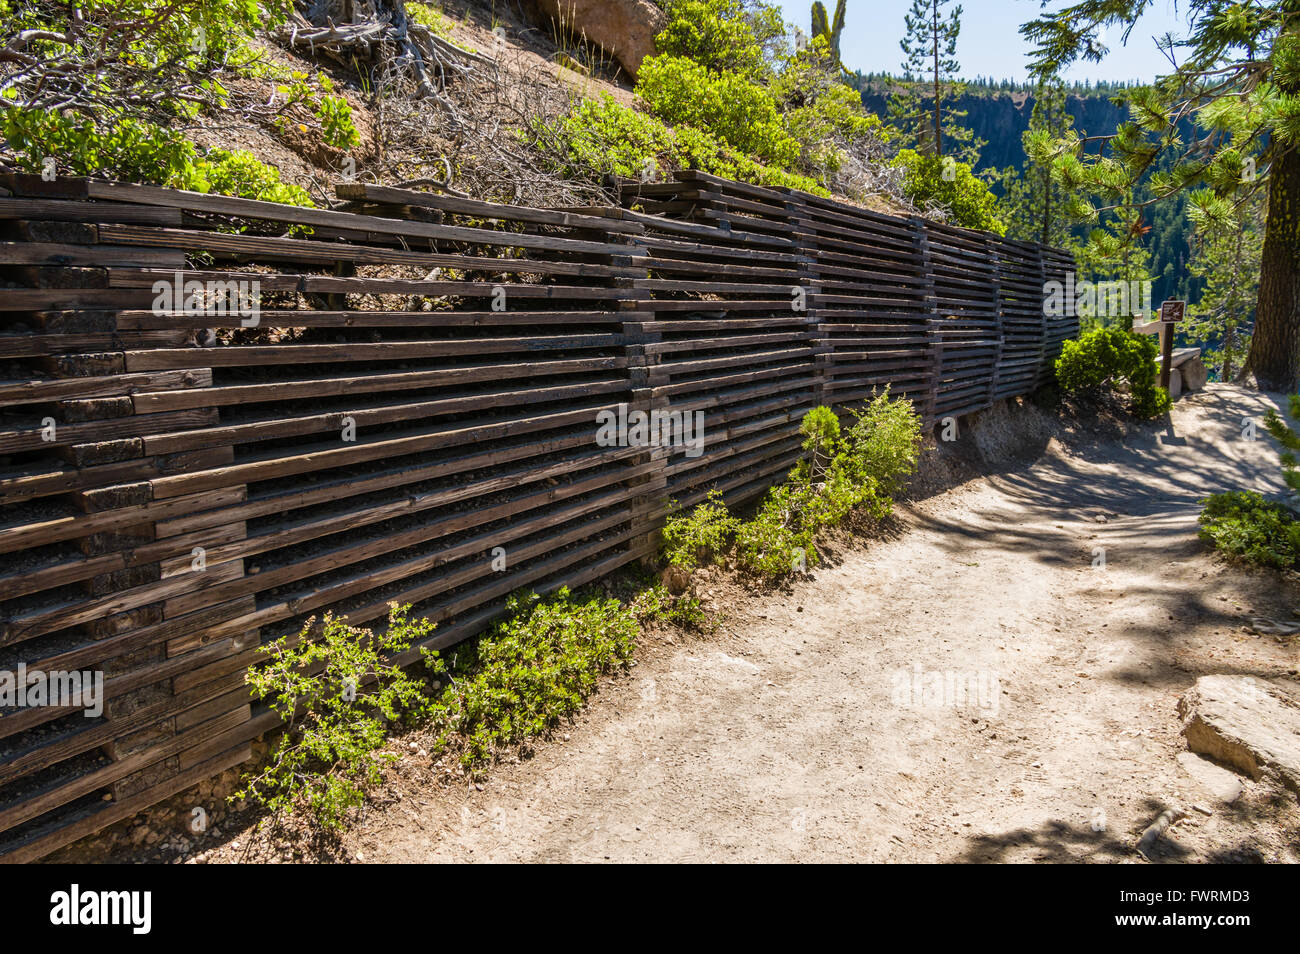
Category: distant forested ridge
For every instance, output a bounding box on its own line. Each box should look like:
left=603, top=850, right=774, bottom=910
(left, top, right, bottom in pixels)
left=853, top=74, right=1201, bottom=308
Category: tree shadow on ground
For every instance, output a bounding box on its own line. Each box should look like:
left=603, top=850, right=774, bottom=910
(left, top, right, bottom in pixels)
left=953, top=789, right=1298, bottom=864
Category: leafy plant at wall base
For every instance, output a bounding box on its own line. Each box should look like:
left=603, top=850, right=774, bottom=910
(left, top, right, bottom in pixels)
left=422, top=588, right=637, bottom=772
left=736, top=395, right=920, bottom=578
left=661, top=490, right=740, bottom=570
left=234, top=604, right=434, bottom=830
left=1055, top=327, right=1172, bottom=419
left=632, top=584, right=712, bottom=631
left=799, top=406, right=841, bottom=482
left=843, top=388, right=924, bottom=499
left=735, top=478, right=825, bottom=577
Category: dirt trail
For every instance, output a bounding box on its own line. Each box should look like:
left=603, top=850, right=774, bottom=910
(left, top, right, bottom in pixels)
left=347, top=387, right=1299, bottom=862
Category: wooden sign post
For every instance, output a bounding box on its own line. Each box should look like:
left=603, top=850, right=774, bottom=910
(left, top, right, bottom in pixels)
left=1158, top=300, right=1185, bottom=391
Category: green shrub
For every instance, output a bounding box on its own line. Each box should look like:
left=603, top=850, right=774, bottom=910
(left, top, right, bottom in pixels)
left=635, top=54, right=800, bottom=167
left=735, top=395, right=918, bottom=577
left=1263, top=394, right=1300, bottom=495
left=632, top=583, right=711, bottom=630
left=0, top=0, right=305, bottom=198
left=659, top=396, right=920, bottom=580
left=1, top=109, right=314, bottom=205
left=783, top=78, right=885, bottom=172
left=407, top=0, right=452, bottom=38
left=842, top=388, right=924, bottom=498
left=235, top=604, right=434, bottom=830
left=735, top=478, right=824, bottom=576
left=536, top=95, right=824, bottom=193
left=893, top=149, right=1006, bottom=234
left=799, top=405, right=842, bottom=481
left=1055, top=326, right=1172, bottom=419
left=540, top=0, right=880, bottom=195
left=1198, top=491, right=1300, bottom=569
left=661, top=489, right=740, bottom=569
left=734, top=463, right=890, bottom=576
left=272, top=72, right=361, bottom=151
left=197, top=148, right=316, bottom=206
left=422, top=587, right=637, bottom=771
left=654, top=0, right=785, bottom=79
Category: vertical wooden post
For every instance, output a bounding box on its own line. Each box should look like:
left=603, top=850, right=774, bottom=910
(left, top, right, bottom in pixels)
left=911, top=218, right=940, bottom=428
left=581, top=213, right=667, bottom=564
left=986, top=238, right=1005, bottom=410
left=1033, top=245, right=1051, bottom=389
left=1159, top=321, right=1174, bottom=392
left=782, top=190, right=826, bottom=408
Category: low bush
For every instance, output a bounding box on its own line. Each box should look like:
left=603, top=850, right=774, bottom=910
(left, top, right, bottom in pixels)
left=422, top=587, right=638, bottom=771
left=1, top=109, right=314, bottom=205
left=1199, top=394, right=1300, bottom=569
left=1054, top=326, right=1172, bottom=419
left=663, top=392, right=922, bottom=579
left=654, top=0, right=785, bottom=78
left=661, top=489, right=739, bottom=570
left=632, top=583, right=711, bottom=630
left=237, top=578, right=715, bottom=826
left=635, top=54, right=801, bottom=168
left=271, top=72, right=361, bottom=151
left=235, top=604, right=434, bottom=830
left=535, top=95, right=825, bottom=193
left=1198, top=491, right=1300, bottom=569
left=842, top=388, right=925, bottom=498
left=892, top=149, right=1006, bottom=234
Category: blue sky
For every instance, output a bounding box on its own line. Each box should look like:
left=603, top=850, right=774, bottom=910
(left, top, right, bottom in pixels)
left=787, top=0, right=1191, bottom=84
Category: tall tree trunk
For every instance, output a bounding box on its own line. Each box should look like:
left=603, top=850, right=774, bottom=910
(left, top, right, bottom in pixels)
left=1249, top=144, right=1300, bottom=392
left=1041, top=163, right=1052, bottom=246
left=1221, top=226, right=1245, bottom=382
left=932, top=1, right=941, bottom=156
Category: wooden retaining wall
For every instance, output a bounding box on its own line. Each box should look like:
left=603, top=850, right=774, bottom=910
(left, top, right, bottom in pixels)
left=0, top=171, right=1076, bottom=860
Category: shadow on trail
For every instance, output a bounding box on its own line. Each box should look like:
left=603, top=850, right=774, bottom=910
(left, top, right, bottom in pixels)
left=952, top=816, right=1135, bottom=863
left=953, top=789, right=1298, bottom=864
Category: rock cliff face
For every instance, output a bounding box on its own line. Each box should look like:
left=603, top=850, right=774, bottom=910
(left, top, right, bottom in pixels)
left=532, top=0, right=666, bottom=79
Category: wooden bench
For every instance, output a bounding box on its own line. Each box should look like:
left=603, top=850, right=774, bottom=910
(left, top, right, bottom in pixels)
left=1133, top=320, right=1207, bottom=397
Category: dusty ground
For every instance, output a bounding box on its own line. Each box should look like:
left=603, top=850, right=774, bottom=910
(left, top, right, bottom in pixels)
left=185, top=384, right=1299, bottom=865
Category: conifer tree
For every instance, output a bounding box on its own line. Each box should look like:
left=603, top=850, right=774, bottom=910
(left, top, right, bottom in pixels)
left=888, top=0, right=982, bottom=164
left=1022, top=0, right=1300, bottom=391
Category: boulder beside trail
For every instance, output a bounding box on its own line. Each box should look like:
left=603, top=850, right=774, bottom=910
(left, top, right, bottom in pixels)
left=1178, top=675, right=1300, bottom=795
left=1178, top=354, right=1208, bottom=391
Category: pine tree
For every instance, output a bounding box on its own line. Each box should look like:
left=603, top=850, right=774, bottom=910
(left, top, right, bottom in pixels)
left=1001, top=76, right=1079, bottom=247
left=1022, top=0, right=1300, bottom=392
left=887, top=0, right=982, bottom=164
left=1184, top=190, right=1265, bottom=381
